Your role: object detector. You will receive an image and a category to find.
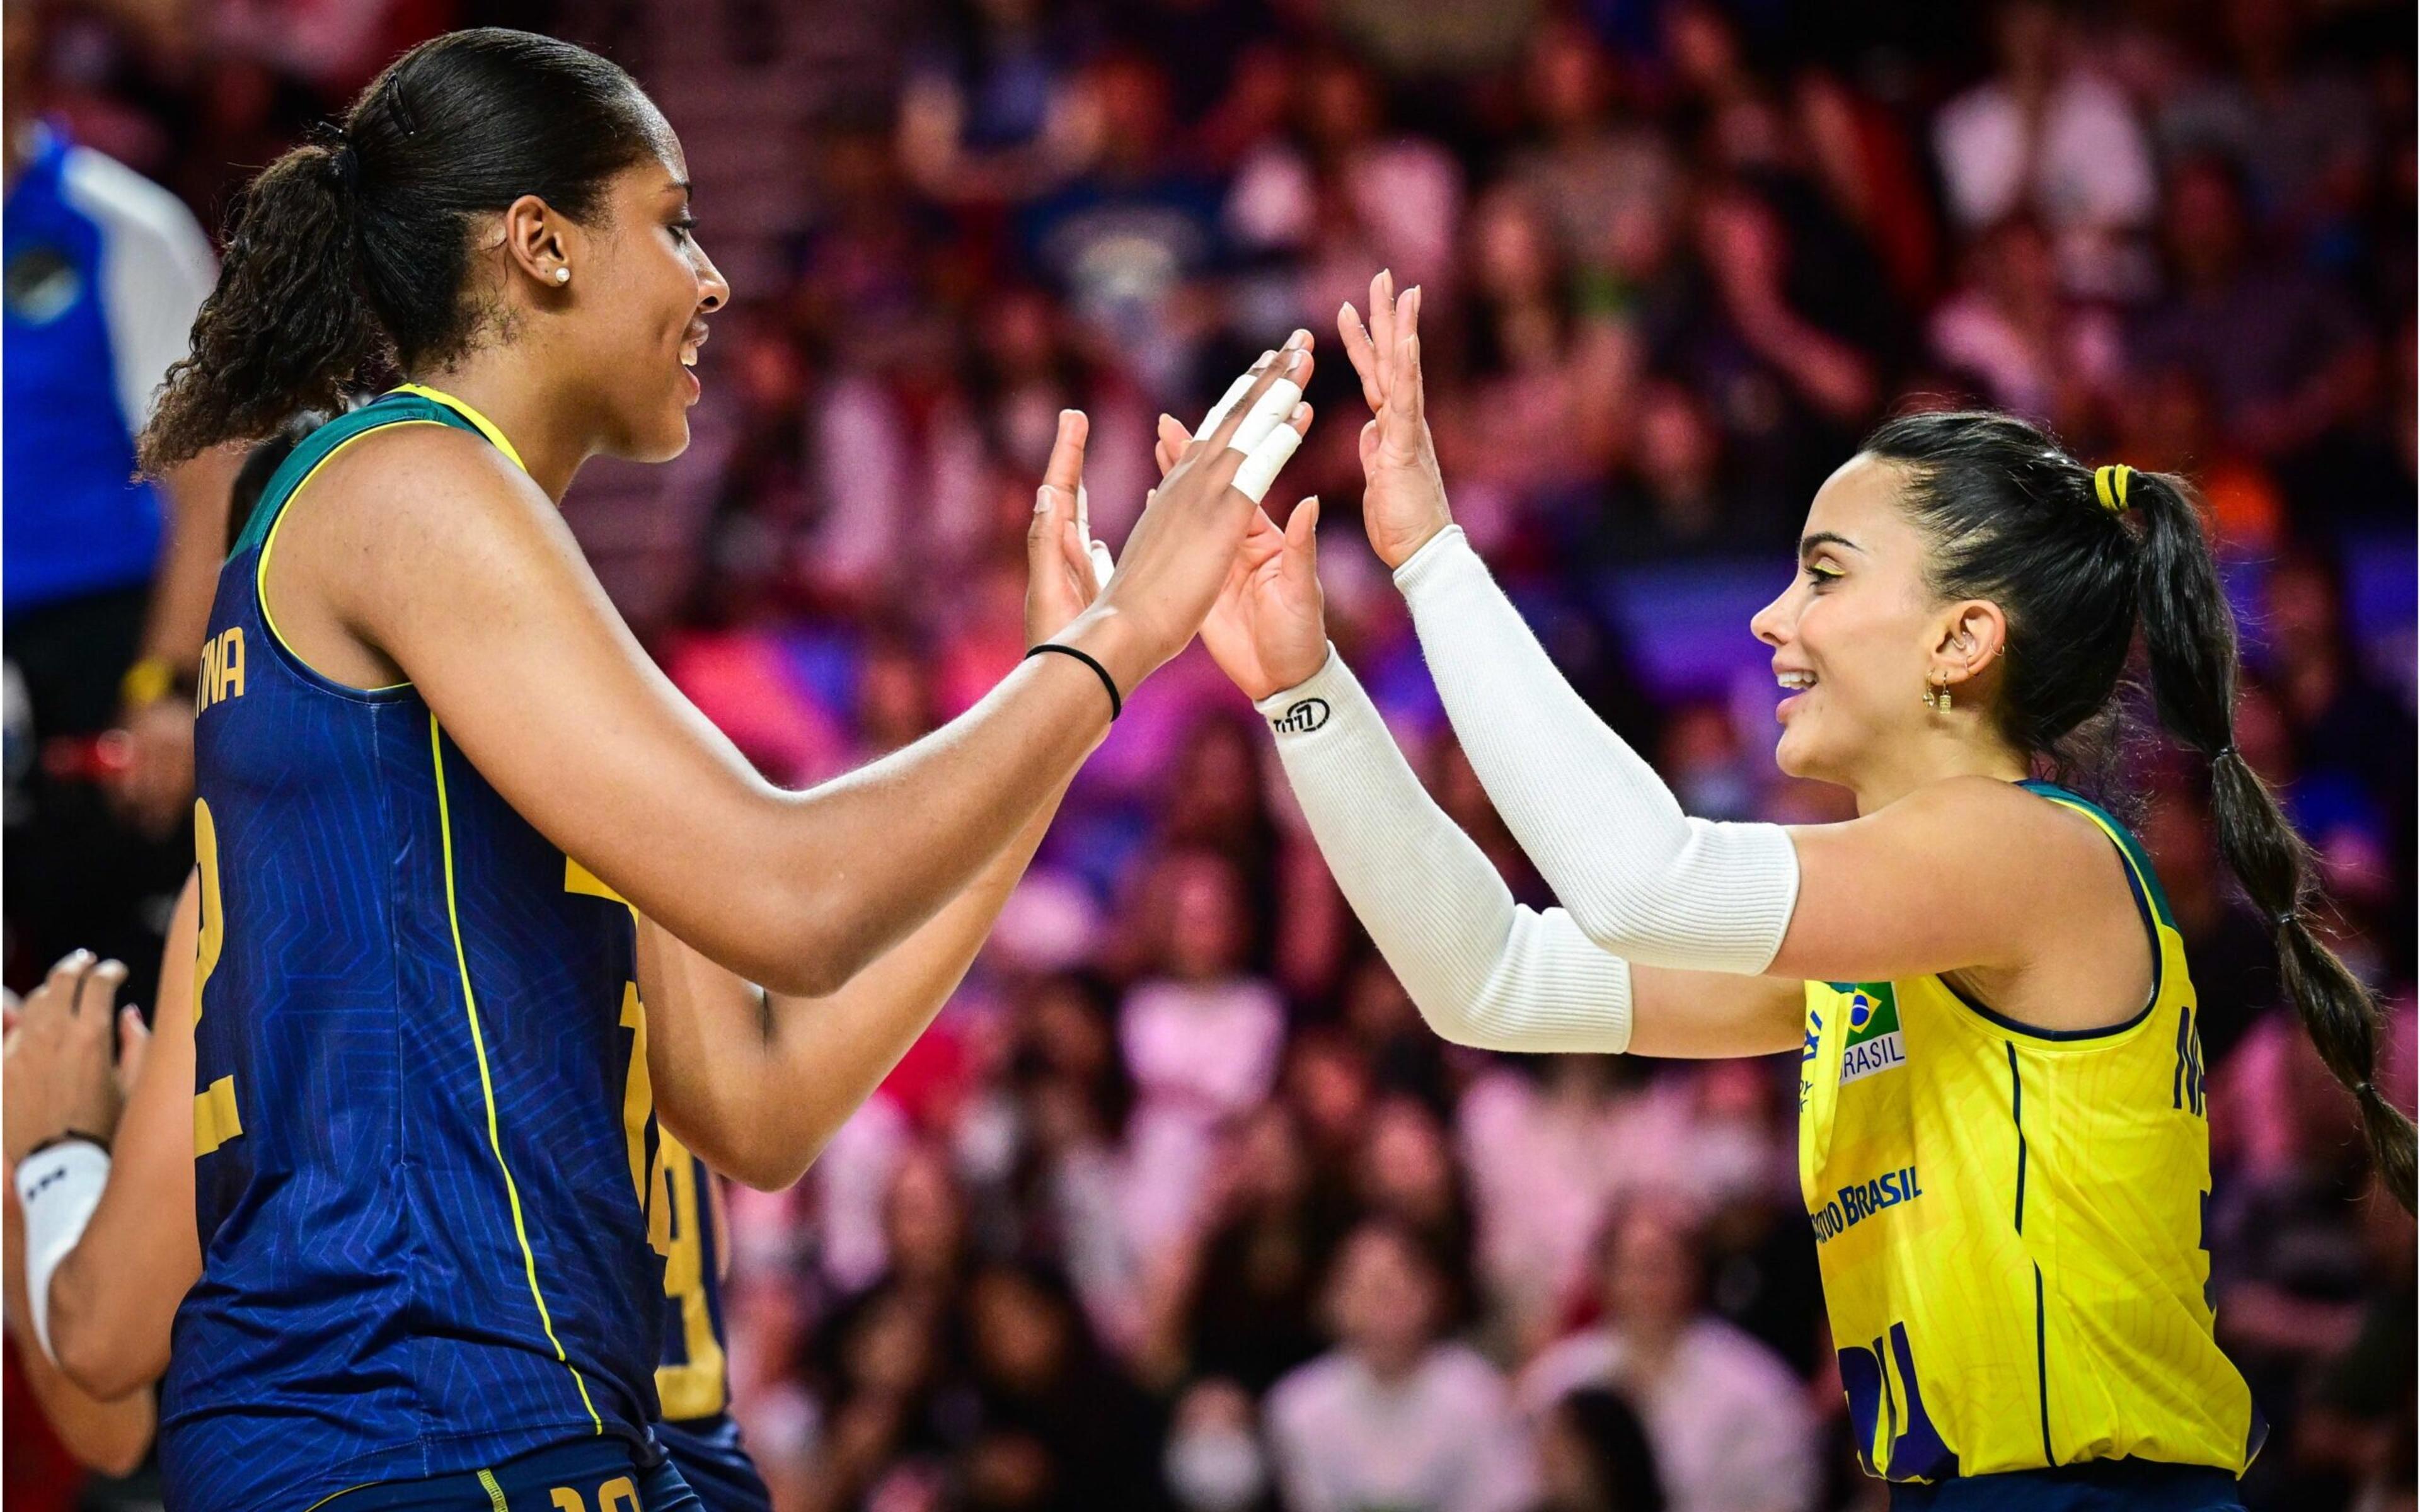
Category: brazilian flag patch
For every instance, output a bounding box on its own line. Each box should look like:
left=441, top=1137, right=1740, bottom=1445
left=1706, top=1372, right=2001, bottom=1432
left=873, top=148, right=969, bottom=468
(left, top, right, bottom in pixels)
left=1832, top=982, right=1907, bottom=1085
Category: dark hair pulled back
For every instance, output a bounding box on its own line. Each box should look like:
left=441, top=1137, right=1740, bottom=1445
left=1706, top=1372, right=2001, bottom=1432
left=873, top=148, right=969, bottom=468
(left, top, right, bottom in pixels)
left=139, top=28, right=663, bottom=472
left=1864, top=410, right=2414, bottom=1212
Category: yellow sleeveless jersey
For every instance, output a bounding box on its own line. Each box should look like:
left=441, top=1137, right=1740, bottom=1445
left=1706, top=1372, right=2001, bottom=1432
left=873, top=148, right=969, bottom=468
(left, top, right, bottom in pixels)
left=1795, top=780, right=2264, bottom=1484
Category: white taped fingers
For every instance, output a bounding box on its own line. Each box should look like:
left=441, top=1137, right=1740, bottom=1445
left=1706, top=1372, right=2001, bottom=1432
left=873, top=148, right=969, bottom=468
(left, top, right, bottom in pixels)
left=1226, top=376, right=1303, bottom=453
left=1194, top=358, right=1301, bottom=452
left=1194, top=345, right=1310, bottom=503
left=1075, top=483, right=1115, bottom=583
left=1194, top=372, right=1258, bottom=439
left=1231, top=404, right=1306, bottom=503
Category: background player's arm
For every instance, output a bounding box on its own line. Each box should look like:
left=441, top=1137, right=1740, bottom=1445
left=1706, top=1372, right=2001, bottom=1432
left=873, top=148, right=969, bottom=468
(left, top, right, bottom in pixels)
left=1, top=1002, right=159, bottom=1475
left=38, top=878, right=204, bottom=1401
left=299, top=353, right=1308, bottom=998
left=638, top=775, right=1069, bottom=1190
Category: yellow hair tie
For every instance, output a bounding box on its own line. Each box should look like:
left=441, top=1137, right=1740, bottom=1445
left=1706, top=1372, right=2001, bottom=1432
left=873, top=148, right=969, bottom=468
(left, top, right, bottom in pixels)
left=2094, top=464, right=2133, bottom=513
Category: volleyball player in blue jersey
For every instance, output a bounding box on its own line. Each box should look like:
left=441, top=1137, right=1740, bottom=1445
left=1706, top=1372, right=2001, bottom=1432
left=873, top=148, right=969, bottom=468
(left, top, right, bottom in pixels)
left=8, top=27, right=1314, bottom=1511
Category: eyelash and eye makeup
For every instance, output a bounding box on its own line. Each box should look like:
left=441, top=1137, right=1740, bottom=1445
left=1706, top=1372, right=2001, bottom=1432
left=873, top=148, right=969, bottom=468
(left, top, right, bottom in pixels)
left=669, top=217, right=698, bottom=243
left=1805, top=563, right=1845, bottom=587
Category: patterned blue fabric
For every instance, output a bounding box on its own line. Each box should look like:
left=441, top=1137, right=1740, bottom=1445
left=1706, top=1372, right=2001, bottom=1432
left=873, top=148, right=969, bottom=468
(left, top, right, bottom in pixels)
left=655, top=1149, right=772, bottom=1512
left=319, top=1438, right=702, bottom=1511
left=164, top=391, right=666, bottom=1511
left=656, top=1413, right=773, bottom=1512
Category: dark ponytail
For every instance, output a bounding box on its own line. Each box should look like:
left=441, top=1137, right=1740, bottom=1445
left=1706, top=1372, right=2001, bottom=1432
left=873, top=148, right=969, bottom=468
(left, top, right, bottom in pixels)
left=138, top=139, right=383, bottom=472
left=2128, top=469, right=2415, bottom=1211
left=140, top=29, right=665, bottom=472
left=1864, top=411, right=2414, bottom=1212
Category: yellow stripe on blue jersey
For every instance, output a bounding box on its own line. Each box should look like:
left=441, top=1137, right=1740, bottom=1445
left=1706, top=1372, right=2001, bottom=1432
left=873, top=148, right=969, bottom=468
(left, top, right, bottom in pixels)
left=1797, top=781, right=2262, bottom=1484
left=432, top=712, right=605, bottom=1436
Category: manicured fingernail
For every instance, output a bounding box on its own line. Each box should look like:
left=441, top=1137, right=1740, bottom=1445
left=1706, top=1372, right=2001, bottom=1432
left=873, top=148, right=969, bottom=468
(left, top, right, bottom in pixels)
left=1291, top=402, right=1311, bottom=423
left=1285, top=328, right=1310, bottom=349
left=1287, top=350, right=1306, bottom=372
left=1257, top=348, right=1276, bottom=366
left=1035, top=488, right=1051, bottom=513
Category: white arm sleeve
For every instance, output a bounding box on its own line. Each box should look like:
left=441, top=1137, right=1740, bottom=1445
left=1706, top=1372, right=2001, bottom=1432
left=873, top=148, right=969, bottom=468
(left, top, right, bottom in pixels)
left=1394, top=527, right=1800, bottom=975
left=1255, top=650, right=1633, bottom=1053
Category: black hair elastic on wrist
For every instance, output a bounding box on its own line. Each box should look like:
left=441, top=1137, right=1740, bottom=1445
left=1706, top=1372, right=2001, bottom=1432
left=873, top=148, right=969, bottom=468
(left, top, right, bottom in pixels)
left=1026, top=643, right=1121, bottom=721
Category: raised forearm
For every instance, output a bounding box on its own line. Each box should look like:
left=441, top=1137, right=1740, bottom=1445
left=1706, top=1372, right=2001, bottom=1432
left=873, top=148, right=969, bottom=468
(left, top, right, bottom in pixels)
left=720, top=634, right=1126, bottom=995
left=137, top=445, right=242, bottom=668
left=49, top=880, right=202, bottom=1399
left=1394, top=527, right=1797, bottom=974
left=1258, top=650, right=1634, bottom=1052
left=647, top=777, right=1072, bottom=1187
left=5, top=1193, right=156, bottom=1472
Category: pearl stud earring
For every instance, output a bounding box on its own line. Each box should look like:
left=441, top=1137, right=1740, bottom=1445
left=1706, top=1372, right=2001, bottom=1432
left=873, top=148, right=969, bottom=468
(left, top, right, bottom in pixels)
left=554, top=267, right=571, bottom=284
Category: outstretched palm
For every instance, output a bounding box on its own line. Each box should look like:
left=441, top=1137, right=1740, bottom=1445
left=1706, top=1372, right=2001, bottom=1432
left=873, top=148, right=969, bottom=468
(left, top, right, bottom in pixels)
left=1339, top=268, right=1452, bottom=570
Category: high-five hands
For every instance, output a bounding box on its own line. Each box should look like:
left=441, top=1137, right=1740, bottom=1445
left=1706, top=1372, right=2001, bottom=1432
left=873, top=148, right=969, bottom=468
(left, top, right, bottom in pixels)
left=1154, top=413, right=1328, bottom=702
left=1337, top=268, right=1452, bottom=570
left=1157, top=274, right=1449, bottom=704
left=1033, top=335, right=1316, bottom=700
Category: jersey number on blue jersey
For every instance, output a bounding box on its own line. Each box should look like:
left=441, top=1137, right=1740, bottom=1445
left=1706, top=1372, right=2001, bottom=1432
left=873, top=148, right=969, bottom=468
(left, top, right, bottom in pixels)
left=656, top=1138, right=729, bottom=1420
left=192, top=798, right=243, bottom=1156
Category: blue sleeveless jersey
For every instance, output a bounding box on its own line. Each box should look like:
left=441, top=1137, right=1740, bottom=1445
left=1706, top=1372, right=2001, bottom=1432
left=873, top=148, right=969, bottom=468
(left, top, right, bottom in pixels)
left=164, top=389, right=667, bottom=1509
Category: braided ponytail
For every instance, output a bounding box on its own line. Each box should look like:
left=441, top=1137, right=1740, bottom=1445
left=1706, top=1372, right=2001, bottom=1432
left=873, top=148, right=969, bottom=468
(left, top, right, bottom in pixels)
left=1864, top=411, right=2413, bottom=1211
left=2127, top=469, right=2415, bottom=1211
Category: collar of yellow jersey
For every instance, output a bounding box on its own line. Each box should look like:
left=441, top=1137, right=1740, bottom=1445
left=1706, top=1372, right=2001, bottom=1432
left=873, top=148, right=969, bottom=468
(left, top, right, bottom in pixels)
left=387, top=383, right=529, bottom=474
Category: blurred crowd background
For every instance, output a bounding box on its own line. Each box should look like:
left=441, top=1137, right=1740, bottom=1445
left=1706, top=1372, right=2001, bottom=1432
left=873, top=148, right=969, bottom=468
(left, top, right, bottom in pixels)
left=4, top=0, right=2414, bottom=1509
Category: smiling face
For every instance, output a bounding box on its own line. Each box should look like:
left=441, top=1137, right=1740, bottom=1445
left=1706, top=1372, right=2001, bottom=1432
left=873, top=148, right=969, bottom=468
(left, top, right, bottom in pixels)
left=551, top=120, right=728, bottom=462
left=1749, top=454, right=1990, bottom=786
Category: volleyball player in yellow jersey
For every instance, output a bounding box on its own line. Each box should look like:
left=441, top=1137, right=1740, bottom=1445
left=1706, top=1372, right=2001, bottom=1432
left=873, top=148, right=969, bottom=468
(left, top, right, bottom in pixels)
left=1170, top=272, right=2415, bottom=1511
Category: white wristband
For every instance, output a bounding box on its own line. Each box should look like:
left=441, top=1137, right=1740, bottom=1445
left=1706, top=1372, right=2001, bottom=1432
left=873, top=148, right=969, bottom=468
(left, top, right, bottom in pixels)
left=15, top=1140, right=110, bottom=1364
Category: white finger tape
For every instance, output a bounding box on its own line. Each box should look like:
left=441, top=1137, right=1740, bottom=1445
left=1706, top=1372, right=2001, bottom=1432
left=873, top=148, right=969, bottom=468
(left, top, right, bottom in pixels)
left=1193, top=372, right=1258, bottom=440
left=1233, top=416, right=1304, bottom=503
left=1226, top=378, right=1302, bottom=456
